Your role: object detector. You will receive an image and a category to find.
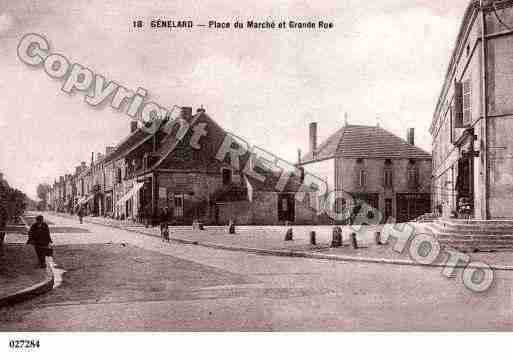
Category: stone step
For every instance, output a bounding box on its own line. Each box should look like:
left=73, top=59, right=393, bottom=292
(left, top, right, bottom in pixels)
left=426, top=225, right=513, bottom=240
left=438, top=238, right=513, bottom=246
left=429, top=222, right=513, bottom=235
left=442, top=244, right=513, bottom=253
left=440, top=218, right=513, bottom=227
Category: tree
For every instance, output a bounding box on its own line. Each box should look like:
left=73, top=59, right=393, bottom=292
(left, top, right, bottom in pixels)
left=0, top=173, right=29, bottom=246
left=36, top=183, right=51, bottom=205
left=0, top=176, right=9, bottom=245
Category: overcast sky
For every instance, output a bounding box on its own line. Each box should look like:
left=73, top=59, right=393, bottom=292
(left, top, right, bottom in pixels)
left=0, top=0, right=469, bottom=199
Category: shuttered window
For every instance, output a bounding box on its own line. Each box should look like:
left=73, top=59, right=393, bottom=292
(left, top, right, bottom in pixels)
left=453, top=79, right=471, bottom=128
left=462, top=78, right=472, bottom=126
left=453, top=81, right=464, bottom=128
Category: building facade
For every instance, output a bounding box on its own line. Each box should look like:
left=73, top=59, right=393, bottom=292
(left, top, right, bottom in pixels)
left=300, top=123, right=432, bottom=223
left=431, top=0, right=513, bottom=219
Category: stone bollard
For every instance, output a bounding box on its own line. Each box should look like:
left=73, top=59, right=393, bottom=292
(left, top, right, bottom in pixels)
left=331, top=226, right=342, bottom=248
left=284, top=227, right=293, bottom=241
left=310, top=231, right=316, bottom=246
left=375, top=231, right=382, bottom=245
left=351, top=232, right=358, bottom=249
left=228, top=219, right=236, bottom=234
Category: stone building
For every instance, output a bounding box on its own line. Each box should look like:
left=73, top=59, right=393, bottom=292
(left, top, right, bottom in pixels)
left=299, top=123, right=432, bottom=223
left=431, top=0, right=513, bottom=219
left=98, top=108, right=317, bottom=225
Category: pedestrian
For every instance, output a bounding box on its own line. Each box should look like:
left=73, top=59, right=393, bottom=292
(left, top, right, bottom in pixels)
left=144, top=204, right=152, bottom=228
left=78, top=206, right=84, bottom=224
left=26, top=215, right=52, bottom=268
left=160, top=207, right=170, bottom=242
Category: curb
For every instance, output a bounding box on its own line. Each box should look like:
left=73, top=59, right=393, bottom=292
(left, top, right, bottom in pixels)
left=51, top=212, right=513, bottom=272
left=0, top=263, right=55, bottom=309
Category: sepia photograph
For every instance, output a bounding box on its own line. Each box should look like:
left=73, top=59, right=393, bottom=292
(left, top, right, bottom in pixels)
left=1, top=0, right=513, bottom=355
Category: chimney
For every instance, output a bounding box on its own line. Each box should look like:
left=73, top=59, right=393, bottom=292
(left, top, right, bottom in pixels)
left=196, top=106, right=205, bottom=114
left=297, top=149, right=302, bottom=164
left=130, top=120, right=138, bottom=133
left=181, top=106, right=193, bottom=121
left=309, top=122, right=318, bottom=155
left=106, top=146, right=115, bottom=155
left=407, top=128, right=415, bottom=146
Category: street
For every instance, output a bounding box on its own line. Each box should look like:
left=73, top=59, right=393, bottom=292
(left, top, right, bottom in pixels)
left=1, top=213, right=513, bottom=331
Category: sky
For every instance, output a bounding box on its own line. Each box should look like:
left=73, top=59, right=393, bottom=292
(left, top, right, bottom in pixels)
left=0, top=0, right=470, bottom=199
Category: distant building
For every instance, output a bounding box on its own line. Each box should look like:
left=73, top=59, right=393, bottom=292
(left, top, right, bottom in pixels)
left=431, top=0, right=513, bottom=219
left=299, top=123, right=432, bottom=223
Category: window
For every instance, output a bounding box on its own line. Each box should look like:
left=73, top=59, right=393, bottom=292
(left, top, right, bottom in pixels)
left=453, top=79, right=471, bottom=128
left=407, top=160, right=419, bottom=190
left=282, top=198, right=288, bottom=211
left=385, top=199, right=393, bottom=219
left=222, top=168, right=232, bottom=186
left=173, top=194, right=184, bottom=217
left=462, top=78, right=472, bottom=126
left=384, top=159, right=393, bottom=188
left=359, top=170, right=367, bottom=187
left=334, top=197, right=346, bottom=214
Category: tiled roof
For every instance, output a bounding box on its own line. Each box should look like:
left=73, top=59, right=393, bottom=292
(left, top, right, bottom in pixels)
left=300, top=125, right=431, bottom=164
left=102, top=128, right=153, bottom=164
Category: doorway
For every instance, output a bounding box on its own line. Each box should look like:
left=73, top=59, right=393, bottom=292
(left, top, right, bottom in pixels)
left=278, top=193, right=295, bottom=223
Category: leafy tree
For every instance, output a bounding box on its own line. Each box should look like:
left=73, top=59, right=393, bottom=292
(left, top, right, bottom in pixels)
left=36, top=183, right=51, bottom=205
left=0, top=176, right=9, bottom=245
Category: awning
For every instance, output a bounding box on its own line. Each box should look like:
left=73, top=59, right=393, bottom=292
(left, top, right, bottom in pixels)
left=116, top=182, right=144, bottom=207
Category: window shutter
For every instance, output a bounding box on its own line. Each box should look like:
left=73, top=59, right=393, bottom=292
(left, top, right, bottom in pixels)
left=453, top=81, right=464, bottom=128
left=462, top=79, right=472, bottom=126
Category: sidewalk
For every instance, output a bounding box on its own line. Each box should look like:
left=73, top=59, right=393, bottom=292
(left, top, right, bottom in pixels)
left=0, top=233, right=54, bottom=307
left=53, top=212, right=513, bottom=270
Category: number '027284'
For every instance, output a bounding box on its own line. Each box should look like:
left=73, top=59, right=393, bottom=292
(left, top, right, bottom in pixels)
left=9, top=339, right=40, bottom=349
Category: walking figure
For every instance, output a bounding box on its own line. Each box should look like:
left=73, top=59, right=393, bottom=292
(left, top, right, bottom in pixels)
left=78, top=206, right=84, bottom=224
left=27, top=215, right=52, bottom=268
left=160, top=207, right=171, bottom=242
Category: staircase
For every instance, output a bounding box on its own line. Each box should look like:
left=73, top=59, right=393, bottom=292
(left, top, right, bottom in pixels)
left=425, top=218, right=513, bottom=252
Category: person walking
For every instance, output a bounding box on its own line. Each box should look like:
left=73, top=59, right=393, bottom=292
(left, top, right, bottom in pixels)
left=78, top=206, right=84, bottom=224
left=27, top=215, right=52, bottom=268
left=144, top=204, right=152, bottom=228
left=160, top=207, right=171, bottom=242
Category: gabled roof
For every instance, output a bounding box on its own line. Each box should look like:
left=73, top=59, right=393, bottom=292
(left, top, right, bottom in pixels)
left=102, top=128, right=153, bottom=164
left=300, top=124, right=431, bottom=164
left=135, top=111, right=318, bottom=193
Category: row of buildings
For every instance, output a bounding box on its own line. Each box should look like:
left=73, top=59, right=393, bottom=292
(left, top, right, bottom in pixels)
left=47, top=103, right=433, bottom=224
left=47, top=108, right=318, bottom=225
left=46, top=0, right=513, bottom=225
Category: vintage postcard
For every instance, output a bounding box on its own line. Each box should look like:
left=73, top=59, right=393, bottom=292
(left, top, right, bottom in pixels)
left=1, top=0, right=513, bottom=356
